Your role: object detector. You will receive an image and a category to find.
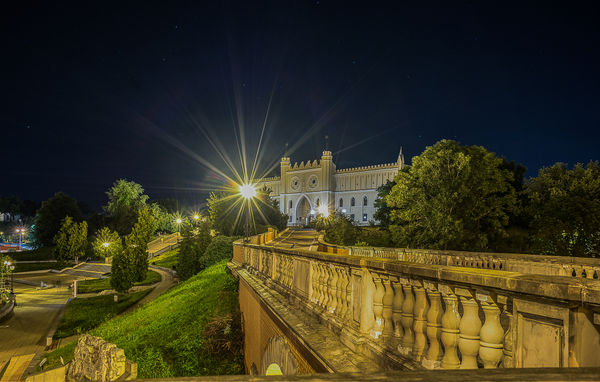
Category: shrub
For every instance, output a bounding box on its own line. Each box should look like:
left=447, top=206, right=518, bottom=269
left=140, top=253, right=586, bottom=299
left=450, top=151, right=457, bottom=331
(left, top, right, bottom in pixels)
left=356, top=227, right=392, bottom=247
left=199, top=236, right=234, bottom=270
left=177, top=222, right=212, bottom=280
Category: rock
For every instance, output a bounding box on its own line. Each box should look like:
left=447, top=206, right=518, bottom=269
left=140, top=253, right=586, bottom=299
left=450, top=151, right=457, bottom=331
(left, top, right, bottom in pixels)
left=66, top=334, right=136, bottom=381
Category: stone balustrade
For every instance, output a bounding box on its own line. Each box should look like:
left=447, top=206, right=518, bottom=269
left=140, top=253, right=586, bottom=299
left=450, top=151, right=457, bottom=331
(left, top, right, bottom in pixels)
left=316, top=236, right=600, bottom=279
left=234, top=241, right=600, bottom=370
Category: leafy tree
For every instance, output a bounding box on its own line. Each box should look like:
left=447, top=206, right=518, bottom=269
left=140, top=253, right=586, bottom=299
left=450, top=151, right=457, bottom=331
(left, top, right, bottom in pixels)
left=373, top=180, right=397, bottom=228
left=1, top=254, right=14, bottom=303
left=124, top=207, right=157, bottom=282
left=311, top=212, right=357, bottom=246
left=177, top=221, right=212, bottom=280
left=110, top=250, right=134, bottom=293
left=104, top=179, right=149, bottom=235
left=54, top=216, right=88, bottom=263
left=199, top=236, right=235, bottom=270
left=386, top=140, right=517, bottom=251
left=526, top=162, right=600, bottom=257
left=92, top=227, right=122, bottom=259
left=34, top=192, right=82, bottom=246
left=151, top=198, right=180, bottom=213
left=149, top=203, right=177, bottom=234
left=208, top=187, right=287, bottom=236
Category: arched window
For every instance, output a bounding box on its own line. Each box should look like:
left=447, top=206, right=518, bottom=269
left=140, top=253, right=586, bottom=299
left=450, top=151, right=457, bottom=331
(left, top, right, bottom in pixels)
left=339, top=198, right=343, bottom=208
left=289, top=200, right=293, bottom=209
left=350, top=197, right=355, bottom=207
left=363, top=196, right=368, bottom=206
left=316, top=198, right=320, bottom=207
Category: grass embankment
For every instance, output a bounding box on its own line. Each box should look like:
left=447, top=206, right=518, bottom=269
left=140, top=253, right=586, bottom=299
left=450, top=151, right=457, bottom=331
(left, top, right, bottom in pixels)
left=42, top=260, right=243, bottom=378
left=76, top=270, right=161, bottom=294
left=150, top=247, right=179, bottom=269
left=54, top=289, right=152, bottom=339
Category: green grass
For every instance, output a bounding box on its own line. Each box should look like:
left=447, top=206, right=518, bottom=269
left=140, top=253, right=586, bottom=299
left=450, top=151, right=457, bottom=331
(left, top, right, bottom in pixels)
left=150, top=248, right=179, bottom=269
left=41, top=260, right=243, bottom=378
left=11, top=246, right=56, bottom=261
left=37, top=341, right=77, bottom=371
left=77, top=270, right=162, bottom=294
left=54, top=288, right=152, bottom=339
left=14, top=262, right=73, bottom=273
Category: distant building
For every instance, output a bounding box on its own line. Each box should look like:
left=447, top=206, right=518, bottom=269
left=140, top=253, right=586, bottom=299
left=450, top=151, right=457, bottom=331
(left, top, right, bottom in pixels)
left=255, top=149, right=404, bottom=226
left=0, top=212, right=18, bottom=223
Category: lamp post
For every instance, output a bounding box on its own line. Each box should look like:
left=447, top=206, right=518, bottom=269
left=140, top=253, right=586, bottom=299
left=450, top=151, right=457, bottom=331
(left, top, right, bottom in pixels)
left=239, top=183, right=257, bottom=242
left=15, top=228, right=25, bottom=250
left=176, top=218, right=182, bottom=234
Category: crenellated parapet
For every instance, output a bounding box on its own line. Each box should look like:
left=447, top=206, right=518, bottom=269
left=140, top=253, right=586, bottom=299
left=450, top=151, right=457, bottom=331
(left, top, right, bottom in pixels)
left=290, top=159, right=321, bottom=170
left=336, top=162, right=400, bottom=174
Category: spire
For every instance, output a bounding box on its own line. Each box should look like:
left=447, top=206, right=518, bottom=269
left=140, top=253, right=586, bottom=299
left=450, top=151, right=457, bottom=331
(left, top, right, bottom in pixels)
left=284, top=142, right=289, bottom=157
left=325, top=135, right=329, bottom=151
left=397, top=146, right=405, bottom=168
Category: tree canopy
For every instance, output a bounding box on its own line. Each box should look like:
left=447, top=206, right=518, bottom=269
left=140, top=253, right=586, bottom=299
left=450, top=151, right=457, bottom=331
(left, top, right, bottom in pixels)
left=386, top=140, right=517, bottom=251
left=54, top=216, right=88, bottom=263
left=177, top=220, right=212, bottom=280
left=92, top=226, right=122, bottom=259
left=104, top=179, right=150, bottom=235
left=34, top=192, right=82, bottom=246
left=526, top=161, right=600, bottom=257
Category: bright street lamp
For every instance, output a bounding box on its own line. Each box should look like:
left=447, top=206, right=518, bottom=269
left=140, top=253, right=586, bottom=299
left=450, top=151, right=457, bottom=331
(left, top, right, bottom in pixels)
left=318, top=205, right=329, bottom=217
left=193, top=214, right=199, bottom=221
left=15, top=228, right=25, bottom=251
left=239, top=183, right=257, bottom=242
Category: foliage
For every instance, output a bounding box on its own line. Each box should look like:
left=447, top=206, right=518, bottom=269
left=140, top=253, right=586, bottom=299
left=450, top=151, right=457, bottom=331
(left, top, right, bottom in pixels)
left=10, top=246, right=56, bottom=261
left=92, top=227, right=122, bottom=259
left=126, top=207, right=157, bottom=282
left=177, top=221, right=212, bottom=280
left=34, top=192, right=82, bottom=246
left=311, top=212, right=357, bottom=246
left=151, top=198, right=180, bottom=213
left=208, top=187, right=287, bottom=236
left=110, top=249, right=135, bottom=293
left=151, top=248, right=179, bottom=269
left=526, top=162, right=600, bottom=257
left=0, top=254, right=14, bottom=303
left=373, top=180, right=396, bottom=228
left=386, top=140, right=517, bottom=251
left=14, top=261, right=73, bottom=273
left=0, top=196, right=40, bottom=217
left=356, top=227, right=393, bottom=247
left=104, top=179, right=149, bottom=235
left=199, top=236, right=234, bottom=270
left=54, top=216, right=88, bottom=263
left=78, top=270, right=161, bottom=294
left=53, top=289, right=152, bottom=339
left=148, top=203, right=177, bottom=234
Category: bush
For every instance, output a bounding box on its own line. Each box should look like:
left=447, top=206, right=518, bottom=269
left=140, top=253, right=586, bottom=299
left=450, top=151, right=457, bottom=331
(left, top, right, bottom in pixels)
left=356, top=227, right=392, bottom=247
left=199, top=236, right=234, bottom=270
left=177, top=222, right=212, bottom=280
left=311, top=213, right=357, bottom=246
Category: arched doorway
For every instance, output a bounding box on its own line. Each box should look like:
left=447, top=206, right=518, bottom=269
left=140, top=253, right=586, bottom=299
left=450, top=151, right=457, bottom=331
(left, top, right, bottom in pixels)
left=295, top=196, right=312, bottom=226
left=261, top=336, right=298, bottom=375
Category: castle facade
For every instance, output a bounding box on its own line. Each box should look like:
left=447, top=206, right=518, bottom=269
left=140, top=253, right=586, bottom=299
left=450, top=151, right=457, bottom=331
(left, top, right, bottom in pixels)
left=255, top=150, right=404, bottom=226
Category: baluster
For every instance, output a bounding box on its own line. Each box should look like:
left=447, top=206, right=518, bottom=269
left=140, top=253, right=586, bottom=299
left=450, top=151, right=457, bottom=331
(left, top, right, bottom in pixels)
left=329, top=266, right=339, bottom=314
left=382, top=277, right=394, bottom=338
left=313, top=263, right=321, bottom=304
left=399, top=280, right=414, bottom=355
left=391, top=277, right=404, bottom=339
left=371, top=274, right=385, bottom=338
left=478, top=292, right=504, bottom=368
left=335, top=268, right=344, bottom=317
left=440, top=285, right=461, bottom=369
left=412, top=280, right=429, bottom=361
left=322, top=264, right=330, bottom=309
left=345, top=268, right=352, bottom=319
left=501, top=299, right=514, bottom=368
left=359, top=269, right=376, bottom=335
left=458, top=289, right=482, bottom=369
left=424, top=283, right=443, bottom=369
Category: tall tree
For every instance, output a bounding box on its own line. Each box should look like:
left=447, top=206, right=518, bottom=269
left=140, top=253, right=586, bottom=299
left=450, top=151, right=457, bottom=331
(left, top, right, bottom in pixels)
left=104, top=179, right=149, bottom=235
left=373, top=180, right=397, bottom=228
left=177, top=221, right=212, bottom=280
left=54, top=216, right=88, bottom=263
left=34, top=192, right=82, bottom=246
left=386, top=140, right=517, bottom=251
left=124, top=207, right=157, bottom=282
left=526, top=162, right=600, bottom=257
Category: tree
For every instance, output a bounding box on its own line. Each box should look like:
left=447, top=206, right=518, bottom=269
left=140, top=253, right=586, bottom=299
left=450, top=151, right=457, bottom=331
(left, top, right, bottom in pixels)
left=526, top=162, right=600, bottom=257
left=110, top=249, right=134, bottom=293
left=177, top=221, right=212, bottom=280
left=373, top=180, right=397, bottom=228
left=207, top=187, right=287, bottom=236
left=54, top=216, right=88, bottom=263
left=311, top=212, right=357, bottom=246
left=124, top=207, right=157, bottom=282
left=199, top=236, right=235, bottom=270
left=34, top=192, right=82, bottom=246
left=386, top=140, right=517, bottom=251
left=92, top=227, right=122, bottom=259
left=104, top=179, right=149, bottom=235
left=149, top=203, right=177, bottom=234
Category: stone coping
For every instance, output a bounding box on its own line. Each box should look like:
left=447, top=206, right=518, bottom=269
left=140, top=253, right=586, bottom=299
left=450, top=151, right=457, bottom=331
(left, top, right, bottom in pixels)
left=237, top=243, right=600, bottom=306
left=0, top=298, right=14, bottom=323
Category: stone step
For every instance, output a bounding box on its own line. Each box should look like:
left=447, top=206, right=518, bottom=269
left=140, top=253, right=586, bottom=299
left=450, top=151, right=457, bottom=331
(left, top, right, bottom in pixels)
left=1, top=354, right=35, bottom=381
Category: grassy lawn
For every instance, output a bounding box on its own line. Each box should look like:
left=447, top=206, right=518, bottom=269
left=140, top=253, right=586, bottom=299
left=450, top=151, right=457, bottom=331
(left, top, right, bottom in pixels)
left=77, top=270, right=161, bottom=294
left=150, top=248, right=179, bottom=269
left=54, top=288, right=152, bottom=339
left=14, top=262, right=73, bottom=273
left=41, top=260, right=243, bottom=378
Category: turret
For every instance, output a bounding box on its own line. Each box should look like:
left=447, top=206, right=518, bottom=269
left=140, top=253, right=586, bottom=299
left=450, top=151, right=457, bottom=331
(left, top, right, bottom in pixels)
left=397, top=147, right=405, bottom=169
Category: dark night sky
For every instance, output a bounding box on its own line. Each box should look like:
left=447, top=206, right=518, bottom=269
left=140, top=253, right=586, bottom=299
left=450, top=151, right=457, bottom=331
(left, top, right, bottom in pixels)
left=2, top=1, right=599, bottom=210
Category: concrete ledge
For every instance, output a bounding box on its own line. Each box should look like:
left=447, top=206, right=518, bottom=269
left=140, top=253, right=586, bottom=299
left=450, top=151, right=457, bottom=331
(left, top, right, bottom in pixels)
left=0, top=298, right=15, bottom=323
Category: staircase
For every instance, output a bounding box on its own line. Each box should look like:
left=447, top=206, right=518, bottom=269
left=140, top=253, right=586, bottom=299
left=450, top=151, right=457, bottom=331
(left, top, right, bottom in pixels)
left=0, top=354, right=35, bottom=381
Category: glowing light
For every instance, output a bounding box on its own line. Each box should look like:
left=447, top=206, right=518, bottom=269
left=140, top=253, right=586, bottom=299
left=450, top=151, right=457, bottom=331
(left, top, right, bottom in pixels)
left=239, top=184, right=257, bottom=199
left=193, top=214, right=200, bottom=220
left=176, top=218, right=182, bottom=224
left=318, top=205, right=329, bottom=217
left=102, top=242, right=109, bottom=248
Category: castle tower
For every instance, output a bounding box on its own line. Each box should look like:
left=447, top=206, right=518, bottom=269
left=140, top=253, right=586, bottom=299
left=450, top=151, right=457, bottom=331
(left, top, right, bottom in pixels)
left=320, top=150, right=335, bottom=213
left=280, top=156, right=291, bottom=214
left=397, top=147, right=405, bottom=169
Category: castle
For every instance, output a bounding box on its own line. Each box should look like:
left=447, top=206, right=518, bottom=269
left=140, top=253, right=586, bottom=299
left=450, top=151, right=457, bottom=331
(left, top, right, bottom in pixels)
left=255, top=149, right=404, bottom=226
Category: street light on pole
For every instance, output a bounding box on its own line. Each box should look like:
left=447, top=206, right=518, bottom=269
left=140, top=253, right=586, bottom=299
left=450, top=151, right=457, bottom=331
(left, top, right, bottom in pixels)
left=239, top=183, right=257, bottom=242
left=176, top=218, right=182, bottom=234
left=15, top=228, right=25, bottom=251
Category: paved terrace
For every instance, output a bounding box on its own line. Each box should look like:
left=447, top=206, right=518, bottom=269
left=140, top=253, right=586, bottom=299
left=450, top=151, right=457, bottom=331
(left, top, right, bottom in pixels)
left=229, top=228, right=600, bottom=377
